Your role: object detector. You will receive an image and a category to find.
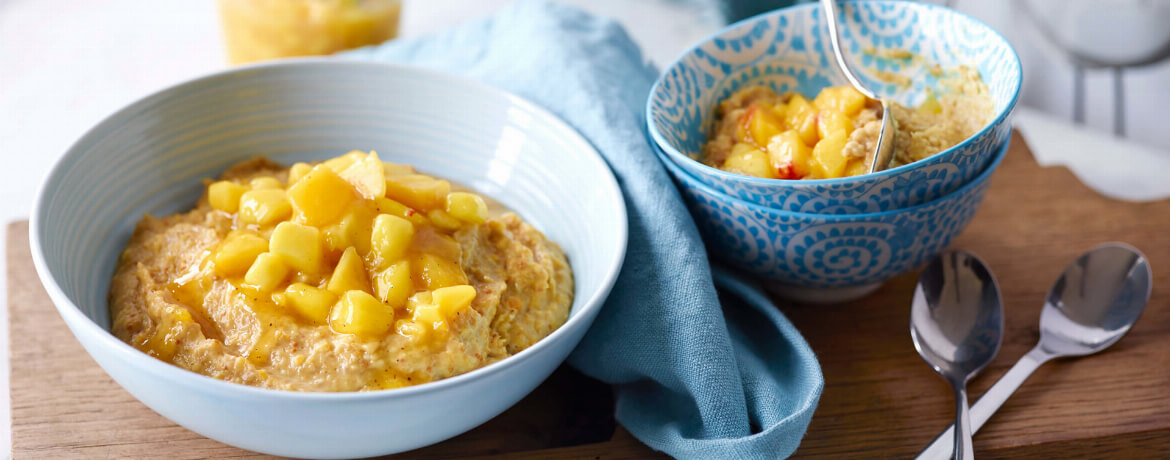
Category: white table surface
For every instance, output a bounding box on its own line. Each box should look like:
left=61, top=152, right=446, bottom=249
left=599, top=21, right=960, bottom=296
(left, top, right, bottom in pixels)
left=2, top=0, right=1168, bottom=457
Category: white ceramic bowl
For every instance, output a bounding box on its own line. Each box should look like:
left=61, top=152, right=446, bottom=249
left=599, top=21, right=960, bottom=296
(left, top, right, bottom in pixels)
left=31, top=60, right=627, bottom=458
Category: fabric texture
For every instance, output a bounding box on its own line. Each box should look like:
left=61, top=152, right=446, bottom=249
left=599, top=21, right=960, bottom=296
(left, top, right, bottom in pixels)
left=343, top=1, right=822, bottom=458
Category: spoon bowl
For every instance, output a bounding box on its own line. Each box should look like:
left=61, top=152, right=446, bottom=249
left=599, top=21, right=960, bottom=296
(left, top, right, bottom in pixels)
left=911, top=250, right=1005, bottom=460
left=1039, top=242, right=1151, bottom=356
left=916, top=243, right=1152, bottom=460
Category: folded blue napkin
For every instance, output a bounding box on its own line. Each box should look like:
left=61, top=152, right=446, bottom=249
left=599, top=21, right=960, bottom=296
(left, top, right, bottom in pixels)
left=343, top=2, right=822, bottom=458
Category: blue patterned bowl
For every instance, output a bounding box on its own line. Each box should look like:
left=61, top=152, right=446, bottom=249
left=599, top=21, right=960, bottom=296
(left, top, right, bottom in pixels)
left=647, top=1, right=1020, bottom=214
left=654, top=130, right=1008, bottom=296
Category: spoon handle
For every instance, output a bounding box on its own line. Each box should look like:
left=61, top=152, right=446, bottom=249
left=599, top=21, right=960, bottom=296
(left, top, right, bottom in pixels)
left=818, top=0, right=878, bottom=99
left=917, top=346, right=1055, bottom=460
left=953, top=384, right=974, bottom=460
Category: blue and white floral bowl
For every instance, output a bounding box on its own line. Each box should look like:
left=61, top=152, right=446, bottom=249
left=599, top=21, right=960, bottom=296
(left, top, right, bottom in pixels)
left=647, top=1, right=1021, bottom=214
left=654, top=131, right=1008, bottom=300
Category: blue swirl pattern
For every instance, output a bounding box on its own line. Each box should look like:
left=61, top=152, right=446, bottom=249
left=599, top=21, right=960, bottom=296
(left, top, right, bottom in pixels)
left=647, top=1, right=1021, bottom=214
left=655, top=134, right=1008, bottom=288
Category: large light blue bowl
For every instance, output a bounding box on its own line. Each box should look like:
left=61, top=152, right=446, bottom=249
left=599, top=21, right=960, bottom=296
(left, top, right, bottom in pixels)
left=654, top=130, right=1008, bottom=298
left=648, top=1, right=1020, bottom=214
left=30, top=60, right=627, bottom=458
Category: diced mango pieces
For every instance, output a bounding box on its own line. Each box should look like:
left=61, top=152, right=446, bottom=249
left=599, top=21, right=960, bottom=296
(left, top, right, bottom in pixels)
left=783, top=94, right=820, bottom=146
left=213, top=232, right=268, bottom=277
left=288, top=162, right=313, bottom=185
left=766, top=130, right=813, bottom=179
left=432, top=285, right=476, bottom=317
left=340, top=152, right=387, bottom=200
left=411, top=253, right=468, bottom=290
left=287, top=166, right=355, bottom=227
left=208, top=181, right=246, bottom=213
left=278, top=283, right=336, bottom=325
left=814, top=86, right=868, bottom=116
left=374, top=197, right=427, bottom=226
left=744, top=103, right=785, bottom=148
left=327, top=247, right=371, bottom=295
left=373, top=260, right=412, bottom=307
left=239, top=189, right=292, bottom=226
left=382, top=161, right=414, bottom=177
left=427, top=209, right=462, bottom=231
left=329, top=290, right=395, bottom=336
left=244, top=252, right=289, bottom=293
left=918, top=93, right=942, bottom=115
left=817, top=109, right=853, bottom=140
left=322, top=150, right=368, bottom=173
left=371, top=214, right=414, bottom=265
left=445, top=192, right=488, bottom=224
left=722, top=143, right=776, bottom=179
left=812, top=131, right=850, bottom=179
left=249, top=176, right=283, bottom=190
left=321, top=206, right=375, bottom=256
left=269, top=222, right=322, bottom=274
left=385, top=175, right=450, bottom=211
left=845, top=159, right=870, bottom=177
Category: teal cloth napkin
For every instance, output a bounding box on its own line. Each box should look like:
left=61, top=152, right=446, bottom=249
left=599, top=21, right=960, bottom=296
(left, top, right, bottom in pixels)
left=343, top=1, right=822, bottom=458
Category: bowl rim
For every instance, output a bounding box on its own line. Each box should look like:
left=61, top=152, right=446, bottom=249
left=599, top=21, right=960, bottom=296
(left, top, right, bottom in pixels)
left=653, top=127, right=1010, bottom=220
left=29, top=58, right=629, bottom=401
left=646, top=0, right=1023, bottom=188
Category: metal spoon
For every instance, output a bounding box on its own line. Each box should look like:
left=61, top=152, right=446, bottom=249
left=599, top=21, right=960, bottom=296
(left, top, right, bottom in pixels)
left=819, top=0, right=898, bottom=173
left=911, top=250, right=1005, bottom=460
left=916, top=243, right=1152, bottom=460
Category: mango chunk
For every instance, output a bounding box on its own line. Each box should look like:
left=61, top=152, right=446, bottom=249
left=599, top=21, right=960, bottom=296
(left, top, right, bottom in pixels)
left=382, top=161, right=414, bottom=177
left=278, top=283, right=336, bottom=325
left=269, top=222, right=322, bottom=274
left=288, top=162, right=313, bottom=185
left=411, top=253, right=468, bottom=290
left=327, top=247, right=371, bottom=295
left=374, top=197, right=428, bottom=226
left=321, top=206, right=375, bottom=257
left=373, top=260, right=412, bottom=307
left=239, top=189, right=292, bottom=226
left=432, top=285, right=476, bottom=317
left=744, top=103, right=785, bottom=148
left=445, top=192, right=488, bottom=224
left=766, top=130, right=813, bottom=179
left=249, top=176, right=283, bottom=190
left=812, top=131, right=850, bottom=179
left=244, top=252, right=290, bottom=293
left=322, top=150, right=368, bottom=173
left=817, top=109, right=854, bottom=140
left=208, top=181, right=246, bottom=213
left=371, top=214, right=414, bottom=266
left=722, top=143, right=776, bottom=179
left=340, top=152, right=387, bottom=200
left=329, top=290, right=395, bottom=336
left=287, top=166, right=355, bottom=227
left=385, top=174, right=451, bottom=211
left=783, top=94, right=820, bottom=146
left=213, top=232, right=268, bottom=277
left=814, top=86, right=868, bottom=116
left=427, top=209, right=462, bottom=231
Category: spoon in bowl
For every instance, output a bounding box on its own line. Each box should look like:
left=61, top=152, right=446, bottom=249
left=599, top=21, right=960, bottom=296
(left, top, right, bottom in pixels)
left=911, top=250, right=1005, bottom=460
left=915, top=242, right=1152, bottom=460
left=819, top=0, right=898, bottom=173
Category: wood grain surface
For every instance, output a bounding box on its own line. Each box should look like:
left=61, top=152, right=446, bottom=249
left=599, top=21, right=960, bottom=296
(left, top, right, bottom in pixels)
left=9, top=134, right=1170, bottom=459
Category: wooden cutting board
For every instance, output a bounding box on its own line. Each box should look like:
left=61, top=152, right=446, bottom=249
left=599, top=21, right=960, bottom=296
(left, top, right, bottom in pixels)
left=9, top=134, right=1170, bottom=458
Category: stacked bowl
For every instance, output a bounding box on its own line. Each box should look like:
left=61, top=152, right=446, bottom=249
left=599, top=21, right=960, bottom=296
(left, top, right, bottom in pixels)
left=647, top=1, right=1021, bottom=301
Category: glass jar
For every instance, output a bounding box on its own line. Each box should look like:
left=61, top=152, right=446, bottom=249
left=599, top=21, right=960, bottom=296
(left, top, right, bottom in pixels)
left=218, top=0, right=403, bottom=64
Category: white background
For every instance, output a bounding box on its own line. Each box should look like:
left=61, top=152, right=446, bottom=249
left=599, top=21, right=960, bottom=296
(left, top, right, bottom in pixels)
left=2, top=0, right=1169, bottom=456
